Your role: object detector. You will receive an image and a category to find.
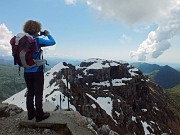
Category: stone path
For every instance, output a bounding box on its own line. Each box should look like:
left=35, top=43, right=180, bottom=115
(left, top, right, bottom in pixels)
left=19, top=110, right=95, bottom=135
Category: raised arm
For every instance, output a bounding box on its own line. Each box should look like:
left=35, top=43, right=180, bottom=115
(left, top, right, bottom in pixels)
left=38, top=30, right=56, bottom=46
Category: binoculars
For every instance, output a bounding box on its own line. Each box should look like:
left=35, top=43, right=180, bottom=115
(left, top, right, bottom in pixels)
left=40, top=31, right=45, bottom=36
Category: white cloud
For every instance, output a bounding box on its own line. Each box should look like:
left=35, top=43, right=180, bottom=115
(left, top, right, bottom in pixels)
left=0, top=24, right=13, bottom=56
left=85, top=0, right=175, bottom=25
left=130, top=5, right=180, bottom=61
left=82, top=0, right=180, bottom=61
left=64, top=0, right=77, bottom=5
left=0, top=23, right=56, bottom=58
left=65, top=0, right=180, bottom=61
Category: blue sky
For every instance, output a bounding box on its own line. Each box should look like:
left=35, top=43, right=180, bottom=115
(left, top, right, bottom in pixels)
left=0, top=0, right=180, bottom=64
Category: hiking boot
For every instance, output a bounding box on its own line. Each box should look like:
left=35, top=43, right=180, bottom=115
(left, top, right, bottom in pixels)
left=28, top=111, right=36, bottom=120
left=36, top=112, right=50, bottom=122
left=28, top=115, right=35, bottom=120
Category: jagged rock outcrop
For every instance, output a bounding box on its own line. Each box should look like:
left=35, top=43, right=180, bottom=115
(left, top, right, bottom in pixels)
left=0, top=103, right=95, bottom=135
left=0, top=103, right=23, bottom=117
left=4, top=58, right=180, bottom=135
left=48, top=58, right=180, bottom=135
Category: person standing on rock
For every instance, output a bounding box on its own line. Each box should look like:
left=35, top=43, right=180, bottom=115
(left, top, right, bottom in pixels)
left=22, top=20, right=56, bottom=122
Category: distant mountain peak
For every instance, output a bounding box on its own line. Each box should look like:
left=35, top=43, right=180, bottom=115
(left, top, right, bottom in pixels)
left=131, top=62, right=180, bottom=89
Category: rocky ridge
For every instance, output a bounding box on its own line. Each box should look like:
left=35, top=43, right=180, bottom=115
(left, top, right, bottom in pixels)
left=0, top=103, right=96, bottom=135
left=47, top=58, right=180, bottom=134
left=3, top=58, right=180, bottom=135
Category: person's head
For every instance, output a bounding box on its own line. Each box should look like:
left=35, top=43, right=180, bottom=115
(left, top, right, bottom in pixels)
left=23, top=20, right=41, bottom=35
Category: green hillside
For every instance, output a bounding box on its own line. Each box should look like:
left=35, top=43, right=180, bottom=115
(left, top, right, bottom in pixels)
left=157, top=66, right=180, bottom=88
left=131, top=62, right=161, bottom=73
left=131, top=62, right=180, bottom=89
left=0, top=65, right=26, bottom=102
left=168, top=85, right=180, bottom=106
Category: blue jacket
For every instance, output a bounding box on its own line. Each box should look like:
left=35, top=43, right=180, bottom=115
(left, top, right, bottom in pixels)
left=24, top=34, right=56, bottom=72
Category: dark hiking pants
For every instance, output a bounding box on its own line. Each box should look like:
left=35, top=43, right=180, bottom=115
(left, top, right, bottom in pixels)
left=24, top=71, right=44, bottom=119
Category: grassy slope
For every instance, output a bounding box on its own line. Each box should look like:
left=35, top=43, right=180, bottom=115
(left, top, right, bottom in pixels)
left=168, top=84, right=180, bottom=105
left=0, top=65, right=26, bottom=102
left=167, top=84, right=180, bottom=118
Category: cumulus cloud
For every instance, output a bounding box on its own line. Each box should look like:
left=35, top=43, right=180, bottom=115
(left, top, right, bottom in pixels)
left=84, top=0, right=180, bottom=61
left=130, top=5, right=180, bottom=61
left=0, top=23, right=56, bottom=58
left=0, top=24, right=13, bottom=56
left=65, top=0, right=180, bottom=61
left=85, top=0, right=174, bottom=25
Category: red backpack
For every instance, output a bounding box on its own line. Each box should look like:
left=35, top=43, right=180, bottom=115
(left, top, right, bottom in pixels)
left=10, top=33, right=46, bottom=68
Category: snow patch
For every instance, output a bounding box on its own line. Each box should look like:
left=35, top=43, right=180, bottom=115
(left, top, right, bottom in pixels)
left=86, top=93, right=112, bottom=117
left=91, top=104, right=96, bottom=109
left=128, top=68, right=139, bottom=76
left=141, top=109, right=148, bottom=112
left=141, top=121, right=153, bottom=135
left=132, top=116, right=137, bottom=123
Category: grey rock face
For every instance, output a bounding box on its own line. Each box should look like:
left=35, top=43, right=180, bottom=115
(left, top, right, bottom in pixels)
left=46, top=59, right=180, bottom=134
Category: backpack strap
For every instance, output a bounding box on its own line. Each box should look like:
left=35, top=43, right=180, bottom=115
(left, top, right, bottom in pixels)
left=34, top=37, right=49, bottom=71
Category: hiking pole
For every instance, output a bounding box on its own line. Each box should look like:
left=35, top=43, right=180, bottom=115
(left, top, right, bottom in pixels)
left=59, top=94, right=61, bottom=110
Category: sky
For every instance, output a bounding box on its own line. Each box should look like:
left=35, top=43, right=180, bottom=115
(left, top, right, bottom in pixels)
left=0, top=0, right=180, bottom=65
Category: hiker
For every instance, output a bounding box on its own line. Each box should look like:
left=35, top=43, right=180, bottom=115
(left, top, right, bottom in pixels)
left=22, top=20, right=56, bottom=122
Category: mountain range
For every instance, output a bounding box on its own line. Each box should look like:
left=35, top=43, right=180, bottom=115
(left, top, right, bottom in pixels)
left=3, top=58, right=180, bottom=135
left=0, top=56, right=81, bottom=70
left=131, top=62, right=180, bottom=89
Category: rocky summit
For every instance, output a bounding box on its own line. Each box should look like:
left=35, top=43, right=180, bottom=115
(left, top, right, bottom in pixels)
left=4, top=58, right=180, bottom=135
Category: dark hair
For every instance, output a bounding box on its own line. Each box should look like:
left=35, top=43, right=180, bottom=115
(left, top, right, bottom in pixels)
left=23, top=20, right=42, bottom=35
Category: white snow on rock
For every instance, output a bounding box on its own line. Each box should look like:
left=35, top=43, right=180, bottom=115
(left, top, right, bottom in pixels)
left=3, top=63, right=73, bottom=111
left=3, top=88, right=27, bottom=110
left=128, top=68, right=139, bottom=76
left=141, top=120, right=153, bottom=135
left=79, top=58, right=126, bottom=70
left=132, top=116, right=137, bottom=123
left=92, top=80, right=110, bottom=87
left=3, top=58, right=139, bottom=114
left=86, top=93, right=112, bottom=117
